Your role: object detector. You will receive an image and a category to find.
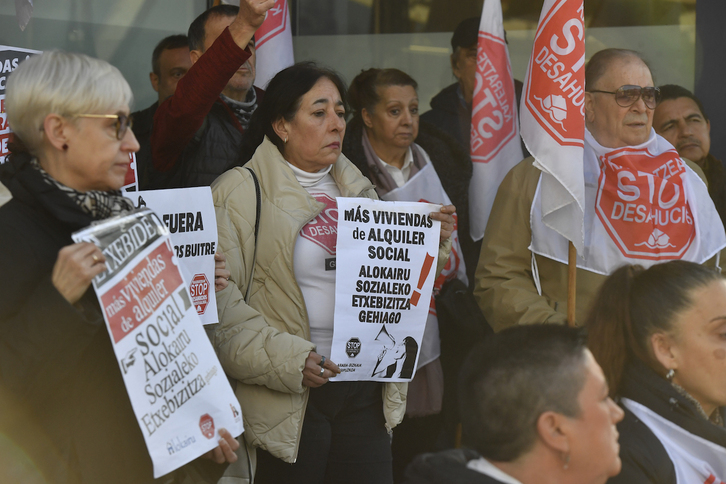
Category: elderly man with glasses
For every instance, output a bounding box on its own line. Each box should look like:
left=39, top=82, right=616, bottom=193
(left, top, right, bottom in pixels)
left=473, top=48, right=724, bottom=331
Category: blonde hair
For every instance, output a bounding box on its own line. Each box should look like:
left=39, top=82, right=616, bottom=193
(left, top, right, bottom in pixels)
left=6, top=50, right=133, bottom=155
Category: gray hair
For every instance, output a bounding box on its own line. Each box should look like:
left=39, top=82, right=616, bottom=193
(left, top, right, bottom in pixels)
left=6, top=50, right=133, bottom=155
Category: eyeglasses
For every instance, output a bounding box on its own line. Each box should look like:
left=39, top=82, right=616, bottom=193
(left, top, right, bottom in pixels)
left=587, top=85, right=661, bottom=109
left=76, top=113, right=133, bottom=140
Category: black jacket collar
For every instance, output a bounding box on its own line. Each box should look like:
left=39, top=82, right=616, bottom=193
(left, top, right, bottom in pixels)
left=0, top=151, right=94, bottom=231
left=620, top=360, right=726, bottom=447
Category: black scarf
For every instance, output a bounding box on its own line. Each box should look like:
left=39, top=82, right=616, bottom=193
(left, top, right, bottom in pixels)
left=221, top=88, right=258, bottom=130
left=29, top=157, right=134, bottom=220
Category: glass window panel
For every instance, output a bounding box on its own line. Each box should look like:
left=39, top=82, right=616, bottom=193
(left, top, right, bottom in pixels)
left=0, top=1, right=205, bottom=110
left=291, top=0, right=697, bottom=111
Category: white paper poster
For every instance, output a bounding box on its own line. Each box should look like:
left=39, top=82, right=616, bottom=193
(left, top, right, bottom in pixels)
left=330, top=198, right=440, bottom=382
left=377, top=161, right=468, bottom=369
left=0, top=45, right=41, bottom=164
left=72, top=208, right=242, bottom=478
left=132, top=187, right=219, bottom=325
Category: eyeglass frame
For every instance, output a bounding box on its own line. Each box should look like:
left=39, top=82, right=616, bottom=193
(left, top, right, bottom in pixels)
left=586, top=85, right=661, bottom=109
left=75, top=113, right=133, bottom=140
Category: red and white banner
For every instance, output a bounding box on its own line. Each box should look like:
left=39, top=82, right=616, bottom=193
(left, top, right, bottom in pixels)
left=596, top=148, right=695, bottom=260
left=253, top=0, right=294, bottom=89
left=531, top=130, right=726, bottom=274
left=520, top=0, right=586, bottom=252
left=469, top=0, right=523, bottom=241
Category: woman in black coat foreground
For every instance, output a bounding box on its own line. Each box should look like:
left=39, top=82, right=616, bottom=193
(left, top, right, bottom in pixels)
left=0, top=50, right=236, bottom=484
left=587, top=261, right=726, bottom=483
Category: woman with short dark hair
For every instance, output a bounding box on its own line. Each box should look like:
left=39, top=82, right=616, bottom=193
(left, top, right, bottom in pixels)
left=586, top=260, right=726, bottom=483
left=213, top=62, right=455, bottom=484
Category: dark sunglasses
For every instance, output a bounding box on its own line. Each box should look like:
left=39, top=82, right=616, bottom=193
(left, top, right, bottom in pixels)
left=587, top=85, right=661, bottom=109
left=76, top=113, right=133, bottom=140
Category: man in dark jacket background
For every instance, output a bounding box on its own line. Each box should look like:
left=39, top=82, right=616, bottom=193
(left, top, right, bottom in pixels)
left=131, top=34, right=191, bottom=190
left=421, top=17, right=527, bottom=285
left=421, top=17, right=526, bottom=159
left=151, top=2, right=270, bottom=188
left=653, top=84, right=726, bottom=226
left=421, top=17, right=479, bottom=153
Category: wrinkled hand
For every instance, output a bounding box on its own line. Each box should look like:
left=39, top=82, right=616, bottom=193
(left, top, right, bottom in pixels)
left=52, top=242, right=106, bottom=304
left=214, top=252, right=231, bottom=293
left=202, top=428, right=240, bottom=464
left=430, top=204, right=456, bottom=242
left=234, top=0, right=276, bottom=32
left=302, top=351, right=341, bottom=388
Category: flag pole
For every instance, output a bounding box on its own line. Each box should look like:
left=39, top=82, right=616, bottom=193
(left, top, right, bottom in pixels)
left=567, top=241, right=577, bottom=327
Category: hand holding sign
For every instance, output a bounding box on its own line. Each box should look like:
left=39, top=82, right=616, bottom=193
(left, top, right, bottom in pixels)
left=202, top=428, right=240, bottom=464
left=72, top=209, right=243, bottom=478
left=214, top=252, right=231, bottom=292
left=52, top=242, right=108, bottom=304
left=302, top=351, right=341, bottom=388
left=430, top=204, right=456, bottom=242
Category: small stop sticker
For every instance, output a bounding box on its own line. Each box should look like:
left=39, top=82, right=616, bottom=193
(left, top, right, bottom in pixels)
left=190, top=273, right=210, bottom=315
left=199, top=413, right=215, bottom=439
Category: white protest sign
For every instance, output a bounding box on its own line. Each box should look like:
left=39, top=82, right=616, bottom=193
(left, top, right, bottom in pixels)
left=1, top=45, right=41, bottom=164
left=72, top=208, right=242, bottom=478
left=132, top=187, right=219, bottom=325
left=378, top=161, right=468, bottom=369
left=330, top=198, right=440, bottom=382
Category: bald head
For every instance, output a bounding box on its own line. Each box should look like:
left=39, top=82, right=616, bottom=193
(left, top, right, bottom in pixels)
left=585, top=48, right=648, bottom=91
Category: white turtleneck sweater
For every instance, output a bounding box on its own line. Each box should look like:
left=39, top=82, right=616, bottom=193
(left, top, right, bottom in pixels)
left=289, top=162, right=342, bottom=359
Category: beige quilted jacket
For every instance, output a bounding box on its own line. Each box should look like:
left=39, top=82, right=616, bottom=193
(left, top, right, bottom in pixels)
left=212, top=138, right=449, bottom=463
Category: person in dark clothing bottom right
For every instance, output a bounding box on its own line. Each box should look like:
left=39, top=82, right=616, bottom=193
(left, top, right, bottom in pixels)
left=404, top=324, right=623, bottom=484
left=587, top=260, right=726, bottom=483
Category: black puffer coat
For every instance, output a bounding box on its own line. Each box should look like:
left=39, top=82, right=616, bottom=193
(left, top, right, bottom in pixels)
left=609, top=361, right=726, bottom=484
